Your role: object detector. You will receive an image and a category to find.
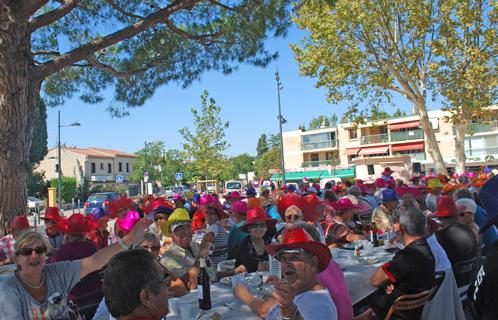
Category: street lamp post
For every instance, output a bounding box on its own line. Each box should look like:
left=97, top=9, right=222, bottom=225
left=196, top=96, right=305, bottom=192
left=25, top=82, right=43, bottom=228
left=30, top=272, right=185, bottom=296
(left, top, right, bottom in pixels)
left=275, top=70, right=287, bottom=186
left=57, top=110, right=81, bottom=209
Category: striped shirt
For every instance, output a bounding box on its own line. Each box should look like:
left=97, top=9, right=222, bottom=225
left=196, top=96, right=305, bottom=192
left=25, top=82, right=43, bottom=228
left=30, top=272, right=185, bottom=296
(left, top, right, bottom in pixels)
left=207, top=221, right=229, bottom=268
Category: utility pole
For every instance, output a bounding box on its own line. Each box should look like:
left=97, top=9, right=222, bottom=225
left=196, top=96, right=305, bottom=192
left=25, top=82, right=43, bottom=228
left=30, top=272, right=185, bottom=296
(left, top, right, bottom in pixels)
left=275, top=70, right=286, bottom=186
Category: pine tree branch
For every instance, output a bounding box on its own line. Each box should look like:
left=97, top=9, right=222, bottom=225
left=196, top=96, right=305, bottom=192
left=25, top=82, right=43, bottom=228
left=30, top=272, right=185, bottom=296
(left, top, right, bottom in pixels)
left=164, top=16, right=221, bottom=43
left=36, top=0, right=201, bottom=79
left=22, top=0, right=49, bottom=17
left=86, top=56, right=130, bottom=78
left=29, top=0, right=81, bottom=31
left=104, top=0, right=144, bottom=20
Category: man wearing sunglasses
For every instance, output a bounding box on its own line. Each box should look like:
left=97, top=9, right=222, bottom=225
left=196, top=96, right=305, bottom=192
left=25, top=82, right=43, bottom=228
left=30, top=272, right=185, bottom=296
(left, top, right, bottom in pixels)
left=103, top=249, right=170, bottom=320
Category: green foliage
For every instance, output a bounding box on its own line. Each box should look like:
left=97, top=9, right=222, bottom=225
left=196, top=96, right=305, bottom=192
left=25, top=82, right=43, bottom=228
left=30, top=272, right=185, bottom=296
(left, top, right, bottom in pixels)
left=129, top=141, right=165, bottom=182
left=50, top=177, right=77, bottom=203
left=254, top=147, right=281, bottom=179
left=29, top=98, right=48, bottom=165
left=160, top=149, right=192, bottom=186
left=256, top=134, right=269, bottom=157
left=228, top=153, right=255, bottom=178
left=27, top=171, right=48, bottom=199
left=34, top=1, right=293, bottom=113
left=179, top=91, right=230, bottom=181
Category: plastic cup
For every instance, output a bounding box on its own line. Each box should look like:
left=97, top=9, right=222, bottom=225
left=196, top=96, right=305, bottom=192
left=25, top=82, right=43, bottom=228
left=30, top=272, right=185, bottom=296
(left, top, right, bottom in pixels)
left=179, top=292, right=199, bottom=320
left=168, top=297, right=180, bottom=315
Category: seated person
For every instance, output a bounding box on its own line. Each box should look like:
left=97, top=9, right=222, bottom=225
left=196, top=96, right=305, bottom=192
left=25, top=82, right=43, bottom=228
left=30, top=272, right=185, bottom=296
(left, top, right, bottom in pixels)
left=233, top=228, right=338, bottom=319
left=455, top=198, right=480, bottom=243
left=203, top=205, right=229, bottom=269
left=325, top=198, right=365, bottom=247
left=235, top=208, right=276, bottom=273
left=0, top=216, right=31, bottom=265
left=367, top=210, right=435, bottom=320
left=371, top=189, right=400, bottom=233
left=159, top=209, right=245, bottom=296
left=434, top=196, right=478, bottom=287
left=103, top=249, right=170, bottom=320
left=227, top=201, right=249, bottom=259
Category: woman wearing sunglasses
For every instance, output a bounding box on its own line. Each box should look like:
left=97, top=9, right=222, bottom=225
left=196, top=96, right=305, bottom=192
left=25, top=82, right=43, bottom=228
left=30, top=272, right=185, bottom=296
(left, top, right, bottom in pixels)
left=235, top=207, right=277, bottom=273
left=0, top=218, right=150, bottom=319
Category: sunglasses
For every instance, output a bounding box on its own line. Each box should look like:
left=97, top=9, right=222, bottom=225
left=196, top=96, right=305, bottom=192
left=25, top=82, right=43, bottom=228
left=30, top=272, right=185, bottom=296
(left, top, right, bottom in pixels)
left=459, top=212, right=473, bottom=217
left=141, top=245, right=161, bottom=252
left=250, top=223, right=267, bottom=229
left=285, top=214, right=302, bottom=220
left=17, top=246, right=47, bottom=256
left=274, top=248, right=307, bottom=262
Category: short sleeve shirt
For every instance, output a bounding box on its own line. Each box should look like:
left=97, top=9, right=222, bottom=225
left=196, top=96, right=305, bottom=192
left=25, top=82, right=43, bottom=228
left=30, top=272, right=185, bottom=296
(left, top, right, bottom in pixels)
left=0, top=260, right=81, bottom=319
left=381, top=238, right=435, bottom=294
left=0, top=234, right=15, bottom=261
left=294, top=289, right=338, bottom=319
left=160, top=242, right=216, bottom=282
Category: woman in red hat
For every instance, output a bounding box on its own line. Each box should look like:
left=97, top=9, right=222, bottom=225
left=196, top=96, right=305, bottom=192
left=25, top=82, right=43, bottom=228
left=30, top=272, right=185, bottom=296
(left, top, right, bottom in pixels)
left=234, top=227, right=338, bottom=319
left=235, top=207, right=276, bottom=273
left=42, top=207, right=64, bottom=251
left=324, top=198, right=366, bottom=248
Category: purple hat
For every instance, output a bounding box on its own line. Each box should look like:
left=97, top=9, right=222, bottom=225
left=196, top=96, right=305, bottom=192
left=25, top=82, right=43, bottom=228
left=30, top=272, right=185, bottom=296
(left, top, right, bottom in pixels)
left=382, top=189, right=399, bottom=202
left=478, top=176, right=498, bottom=233
left=192, top=194, right=201, bottom=203
left=90, top=207, right=109, bottom=220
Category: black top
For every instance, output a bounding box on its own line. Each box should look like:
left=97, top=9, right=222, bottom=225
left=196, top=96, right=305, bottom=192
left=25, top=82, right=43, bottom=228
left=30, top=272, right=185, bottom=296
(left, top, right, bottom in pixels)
left=436, top=223, right=478, bottom=286
left=235, top=236, right=271, bottom=273
left=371, top=238, right=435, bottom=320
left=469, top=240, right=498, bottom=320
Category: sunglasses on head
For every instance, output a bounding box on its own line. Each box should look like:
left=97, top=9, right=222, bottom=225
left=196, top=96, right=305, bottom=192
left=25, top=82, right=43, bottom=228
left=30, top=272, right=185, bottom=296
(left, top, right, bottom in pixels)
left=17, top=246, right=47, bottom=256
left=274, top=248, right=306, bottom=261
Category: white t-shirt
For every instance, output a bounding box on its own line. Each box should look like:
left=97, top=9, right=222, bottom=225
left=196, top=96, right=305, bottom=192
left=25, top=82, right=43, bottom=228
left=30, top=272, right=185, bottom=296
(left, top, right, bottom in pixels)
left=294, top=289, right=337, bottom=319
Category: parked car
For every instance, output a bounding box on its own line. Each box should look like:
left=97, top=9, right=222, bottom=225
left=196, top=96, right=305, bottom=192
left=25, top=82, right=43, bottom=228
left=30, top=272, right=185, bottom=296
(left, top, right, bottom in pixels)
left=224, top=180, right=244, bottom=196
left=158, top=187, right=175, bottom=199
left=84, top=192, right=120, bottom=215
left=27, top=196, right=45, bottom=213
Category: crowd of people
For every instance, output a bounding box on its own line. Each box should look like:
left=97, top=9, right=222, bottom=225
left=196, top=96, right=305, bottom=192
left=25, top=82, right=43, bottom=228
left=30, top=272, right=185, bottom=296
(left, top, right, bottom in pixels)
left=0, top=167, right=498, bottom=320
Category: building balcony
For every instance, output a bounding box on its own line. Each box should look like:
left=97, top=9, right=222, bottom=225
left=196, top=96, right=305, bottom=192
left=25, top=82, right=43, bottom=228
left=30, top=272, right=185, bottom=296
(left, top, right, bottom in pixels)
left=301, top=160, right=336, bottom=168
left=466, top=121, right=498, bottom=134
left=359, top=129, right=424, bottom=145
left=465, top=146, right=498, bottom=158
left=301, top=139, right=337, bottom=151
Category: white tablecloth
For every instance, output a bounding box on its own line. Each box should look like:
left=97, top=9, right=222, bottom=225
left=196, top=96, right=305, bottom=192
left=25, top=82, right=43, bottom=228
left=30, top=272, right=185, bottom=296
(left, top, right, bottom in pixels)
left=335, top=247, right=394, bottom=304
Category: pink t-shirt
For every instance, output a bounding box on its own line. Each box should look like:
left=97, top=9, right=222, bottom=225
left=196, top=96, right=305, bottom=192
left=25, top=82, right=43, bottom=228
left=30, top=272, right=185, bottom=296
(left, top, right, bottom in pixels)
left=316, top=260, right=353, bottom=320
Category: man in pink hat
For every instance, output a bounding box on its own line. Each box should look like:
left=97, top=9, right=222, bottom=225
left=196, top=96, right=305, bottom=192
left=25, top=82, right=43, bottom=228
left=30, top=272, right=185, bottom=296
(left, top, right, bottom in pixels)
left=433, top=196, right=478, bottom=287
left=0, top=216, right=31, bottom=265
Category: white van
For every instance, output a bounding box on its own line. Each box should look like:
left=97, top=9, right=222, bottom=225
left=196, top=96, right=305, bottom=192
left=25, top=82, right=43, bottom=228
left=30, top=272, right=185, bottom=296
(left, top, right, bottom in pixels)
left=224, top=180, right=244, bottom=195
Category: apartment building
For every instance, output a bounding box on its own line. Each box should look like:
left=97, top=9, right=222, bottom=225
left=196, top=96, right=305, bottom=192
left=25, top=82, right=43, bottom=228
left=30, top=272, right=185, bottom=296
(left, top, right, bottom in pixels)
left=275, top=107, right=498, bottom=182
left=36, top=147, right=137, bottom=184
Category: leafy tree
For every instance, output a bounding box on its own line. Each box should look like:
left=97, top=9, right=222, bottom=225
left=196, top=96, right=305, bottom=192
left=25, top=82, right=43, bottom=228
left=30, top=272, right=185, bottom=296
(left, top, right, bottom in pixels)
left=256, top=134, right=269, bottom=157
left=267, top=134, right=281, bottom=148
left=432, top=0, right=497, bottom=173
left=0, top=1, right=291, bottom=232
left=392, top=108, right=408, bottom=118
left=229, top=153, right=255, bottom=177
left=27, top=171, right=48, bottom=199
left=129, top=141, right=166, bottom=182
left=292, top=0, right=449, bottom=174
left=50, top=177, right=77, bottom=203
left=179, top=90, right=230, bottom=181
left=330, top=114, right=338, bottom=127
left=29, top=98, right=48, bottom=165
left=298, top=124, right=306, bottom=131
left=160, top=149, right=191, bottom=186
left=308, top=115, right=330, bottom=130
left=254, top=147, right=281, bottom=179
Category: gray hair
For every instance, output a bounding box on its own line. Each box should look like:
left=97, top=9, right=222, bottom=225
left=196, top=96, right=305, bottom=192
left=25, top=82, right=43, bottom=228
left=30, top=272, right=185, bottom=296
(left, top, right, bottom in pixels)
left=455, top=198, right=477, bottom=214
left=453, top=188, right=474, bottom=201
left=348, top=186, right=362, bottom=198
left=399, top=207, right=427, bottom=237
left=139, top=232, right=160, bottom=247
left=458, top=175, right=470, bottom=185
left=285, top=205, right=303, bottom=217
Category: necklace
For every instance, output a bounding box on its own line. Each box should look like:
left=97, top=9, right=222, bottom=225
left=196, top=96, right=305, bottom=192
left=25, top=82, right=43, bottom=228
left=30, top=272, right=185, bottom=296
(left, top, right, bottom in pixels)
left=17, top=271, right=45, bottom=289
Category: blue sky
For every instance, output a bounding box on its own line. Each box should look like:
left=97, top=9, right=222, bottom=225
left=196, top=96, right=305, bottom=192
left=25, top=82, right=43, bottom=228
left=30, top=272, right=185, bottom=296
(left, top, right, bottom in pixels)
left=46, top=26, right=417, bottom=157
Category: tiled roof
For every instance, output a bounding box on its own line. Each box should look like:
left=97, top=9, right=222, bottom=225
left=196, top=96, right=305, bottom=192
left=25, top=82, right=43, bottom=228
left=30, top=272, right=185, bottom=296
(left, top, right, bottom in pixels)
left=89, top=147, right=137, bottom=158
left=64, top=148, right=113, bottom=158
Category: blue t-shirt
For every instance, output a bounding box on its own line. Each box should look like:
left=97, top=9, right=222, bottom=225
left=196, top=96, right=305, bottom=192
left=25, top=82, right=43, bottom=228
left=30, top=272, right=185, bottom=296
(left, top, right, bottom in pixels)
left=474, top=205, right=498, bottom=255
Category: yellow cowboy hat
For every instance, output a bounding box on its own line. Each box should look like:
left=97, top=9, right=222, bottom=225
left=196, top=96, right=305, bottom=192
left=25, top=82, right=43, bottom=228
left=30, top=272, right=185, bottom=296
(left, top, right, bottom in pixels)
left=160, top=208, right=191, bottom=237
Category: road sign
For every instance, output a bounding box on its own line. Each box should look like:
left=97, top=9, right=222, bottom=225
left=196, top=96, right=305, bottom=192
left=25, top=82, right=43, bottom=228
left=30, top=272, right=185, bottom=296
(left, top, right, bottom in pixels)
left=175, top=172, right=183, bottom=181
left=115, top=175, right=124, bottom=183
left=144, top=172, right=149, bottom=177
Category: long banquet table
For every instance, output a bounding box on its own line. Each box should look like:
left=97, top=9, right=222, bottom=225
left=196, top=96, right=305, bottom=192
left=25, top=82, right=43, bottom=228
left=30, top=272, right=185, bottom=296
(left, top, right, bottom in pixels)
left=166, top=246, right=394, bottom=320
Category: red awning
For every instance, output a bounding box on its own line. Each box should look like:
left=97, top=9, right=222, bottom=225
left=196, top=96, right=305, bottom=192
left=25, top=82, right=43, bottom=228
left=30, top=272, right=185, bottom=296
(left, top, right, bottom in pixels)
left=389, top=120, right=420, bottom=131
left=358, top=146, right=389, bottom=155
left=392, top=142, right=425, bottom=152
left=345, top=147, right=361, bottom=155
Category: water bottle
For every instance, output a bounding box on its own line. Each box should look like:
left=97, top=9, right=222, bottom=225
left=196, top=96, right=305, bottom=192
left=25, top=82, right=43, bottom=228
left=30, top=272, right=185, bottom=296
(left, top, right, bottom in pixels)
left=268, top=240, right=282, bottom=279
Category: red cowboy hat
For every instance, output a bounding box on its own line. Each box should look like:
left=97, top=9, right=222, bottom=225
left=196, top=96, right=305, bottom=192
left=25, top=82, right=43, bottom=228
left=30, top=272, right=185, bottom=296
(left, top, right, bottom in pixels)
left=374, top=178, right=388, bottom=188
left=431, top=195, right=458, bottom=218
left=381, top=167, right=394, bottom=175
left=12, top=216, right=30, bottom=231
left=240, top=207, right=276, bottom=232
left=59, top=214, right=92, bottom=235
left=330, top=197, right=362, bottom=211
left=43, top=207, right=63, bottom=221
left=265, top=228, right=331, bottom=272
left=395, top=186, right=423, bottom=200
left=108, top=197, right=133, bottom=218
left=224, top=191, right=246, bottom=200
left=277, top=193, right=306, bottom=220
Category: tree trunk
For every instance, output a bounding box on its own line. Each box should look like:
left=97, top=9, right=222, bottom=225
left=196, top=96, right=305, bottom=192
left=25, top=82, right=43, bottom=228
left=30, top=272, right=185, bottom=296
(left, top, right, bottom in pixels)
left=455, top=121, right=468, bottom=174
left=0, top=5, right=40, bottom=234
left=415, top=101, right=448, bottom=176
